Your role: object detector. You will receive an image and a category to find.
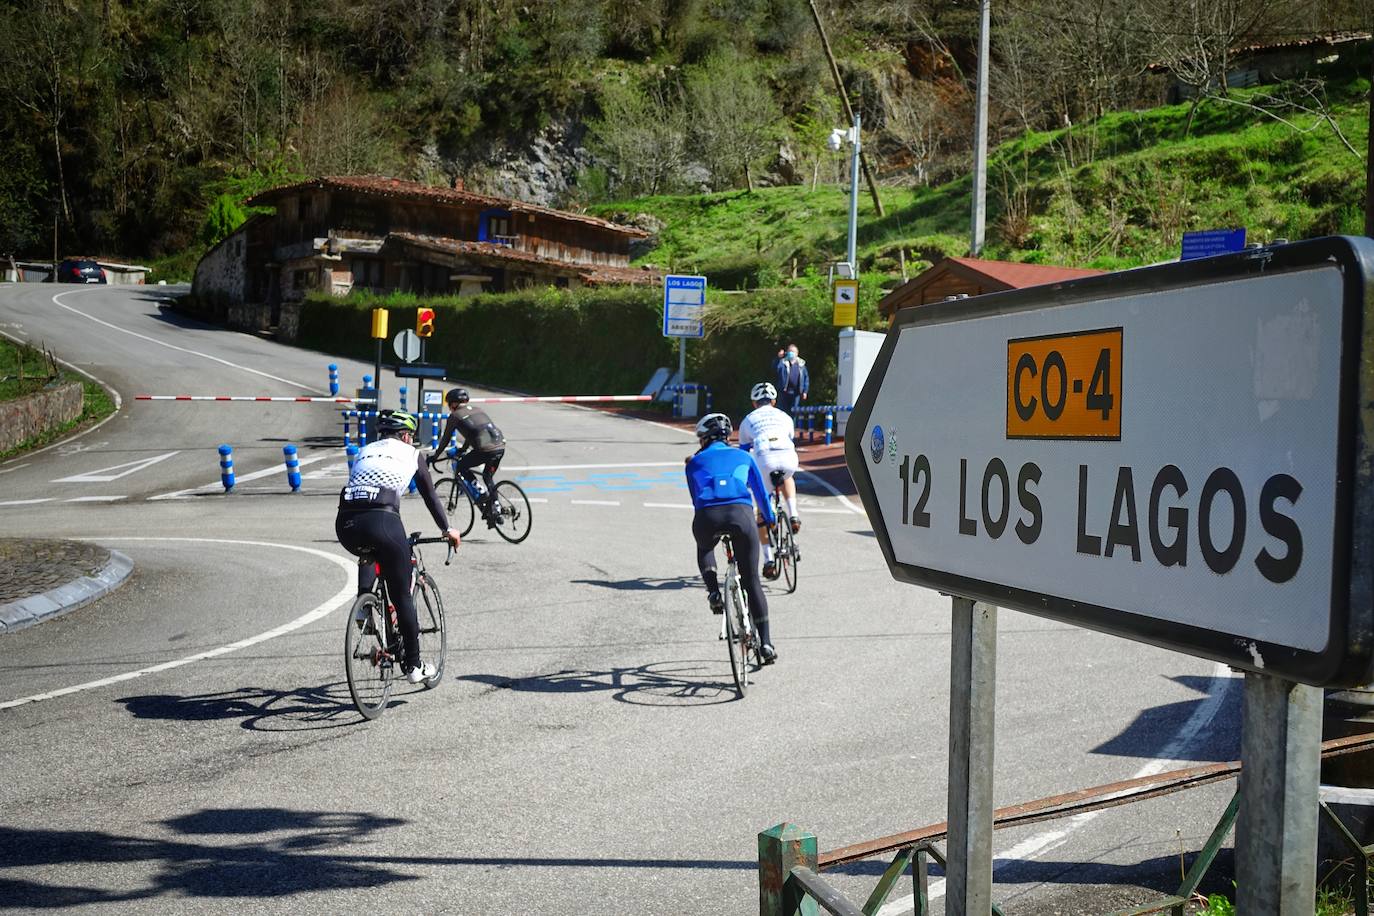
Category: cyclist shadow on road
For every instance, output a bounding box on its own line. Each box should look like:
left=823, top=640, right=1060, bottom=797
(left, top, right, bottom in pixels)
left=0, top=807, right=415, bottom=908
left=569, top=576, right=698, bottom=591
left=116, top=681, right=408, bottom=731
left=459, top=660, right=741, bottom=706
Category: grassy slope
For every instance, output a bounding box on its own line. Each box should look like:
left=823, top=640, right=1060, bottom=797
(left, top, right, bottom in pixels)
left=594, top=67, right=1370, bottom=283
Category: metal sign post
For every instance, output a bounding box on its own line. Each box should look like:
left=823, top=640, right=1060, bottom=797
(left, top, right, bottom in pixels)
left=664, top=275, right=707, bottom=414
left=946, top=597, right=996, bottom=913
left=846, top=237, right=1374, bottom=910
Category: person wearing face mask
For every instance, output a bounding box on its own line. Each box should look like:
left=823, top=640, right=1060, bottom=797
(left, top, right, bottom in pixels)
left=773, top=343, right=809, bottom=416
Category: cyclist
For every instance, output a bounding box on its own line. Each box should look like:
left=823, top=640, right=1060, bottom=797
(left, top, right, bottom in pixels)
left=431, top=388, right=507, bottom=522
left=685, top=412, right=778, bottom=664
left=738, top=381, right=801, bottom=580
left=336, top=409, right=461, bottom=683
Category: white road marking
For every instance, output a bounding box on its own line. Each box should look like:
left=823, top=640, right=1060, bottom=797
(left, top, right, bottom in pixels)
left=504, top=461, right=684, bottom=471
left=876, top=660, right=1237, bottom=914
left=149, top=452, right=333, bottom=500
left=0, top=464, right=30, bottom=474
left=803, top=507, right=859, bottom=515
left=643, top=501, right=693, bottom=509
left=65, top=495, right=128, bottom=503
left=527, top=497, right=549, bottom=503
left=797, top=469, right=866, bottom=516
left=0, top=537, right=354, bottom=711
left=0, top=498, right=53, bottom=507
left=52, top=290, right=315, bottom=392
left=571, top=499, right=621, bottom=506
left=52, top=450, right=180, bottom=483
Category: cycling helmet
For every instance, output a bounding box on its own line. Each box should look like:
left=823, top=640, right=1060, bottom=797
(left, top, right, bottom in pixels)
left=750, top=382, right=777, bottom=403
left=376, top=409, right=418, bottom=436
left=446, top=388, right=470, bottom=406
left=695, top=412, right=732, bottom=443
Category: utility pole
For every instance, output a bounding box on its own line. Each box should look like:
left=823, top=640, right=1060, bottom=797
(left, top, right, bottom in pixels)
left=970, top=0, right=991, bottom=256
left=807, top=0, right=885, bottom=217
left=1365, top=45, right=1372, bottom=238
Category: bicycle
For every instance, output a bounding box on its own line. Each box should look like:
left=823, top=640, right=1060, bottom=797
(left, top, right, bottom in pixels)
left=766, top=470, right=799, bottom=594
left=432, top=456, right=533, bottom=544
left=718, top=533, right=762, bottom=698
left=343, top=532, right=453, bottom=721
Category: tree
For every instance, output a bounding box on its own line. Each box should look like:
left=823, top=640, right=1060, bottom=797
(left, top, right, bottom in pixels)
left=685, top=51, right=784, bottom=191
left=588, top=76, right=688, bottom=196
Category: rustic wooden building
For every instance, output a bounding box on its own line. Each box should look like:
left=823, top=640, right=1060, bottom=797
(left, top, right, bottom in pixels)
left=193, top=176, right=657, bottom=314
left=878, top=256, right=1105, bottom=321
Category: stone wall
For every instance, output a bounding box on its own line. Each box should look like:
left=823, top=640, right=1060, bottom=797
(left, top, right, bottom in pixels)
left=192, top=228, right=248, bottom=309
left=0, top=380, right=83, bottom=453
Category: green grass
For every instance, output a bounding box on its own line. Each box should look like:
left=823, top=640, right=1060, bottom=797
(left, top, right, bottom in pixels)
left=0, top=338, right=118, bottom=459
left=593, top=64, right=1371, bottom=285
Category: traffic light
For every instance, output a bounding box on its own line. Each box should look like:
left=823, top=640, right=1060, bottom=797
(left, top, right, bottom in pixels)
left=416, top=307, right=435, bottom=338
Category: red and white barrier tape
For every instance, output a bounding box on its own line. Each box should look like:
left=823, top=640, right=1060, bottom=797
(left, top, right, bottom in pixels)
left=134, top=394, right=652, bottom=404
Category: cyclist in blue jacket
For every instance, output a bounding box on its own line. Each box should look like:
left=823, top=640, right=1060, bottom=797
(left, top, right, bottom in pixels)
left=685, top=412, right=778, bottom=663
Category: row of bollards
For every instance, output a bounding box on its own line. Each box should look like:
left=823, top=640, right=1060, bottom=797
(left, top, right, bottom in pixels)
left=215, top=443, right=305, bottom=493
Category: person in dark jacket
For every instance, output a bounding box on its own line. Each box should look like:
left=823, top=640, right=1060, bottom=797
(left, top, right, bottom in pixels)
left=431, top=388, right=506, bottom=514
left=773, top=343, right=809, bottom=415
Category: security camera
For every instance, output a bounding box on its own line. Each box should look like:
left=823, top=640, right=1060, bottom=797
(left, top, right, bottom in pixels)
left=827, top=129, right=845, bottom=152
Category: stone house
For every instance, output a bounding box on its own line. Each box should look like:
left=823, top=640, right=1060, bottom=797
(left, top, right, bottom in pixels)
left=192, top=175, right=658, bottom=328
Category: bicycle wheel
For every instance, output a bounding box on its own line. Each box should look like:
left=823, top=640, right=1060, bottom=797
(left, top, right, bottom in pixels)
left=779, top=525, right=798, bottom=594
left=436, top=477, right=476, bottom=536
left=723, top=575, right=747, bottom=697
left=491, top=480, right=533, bottom=544
left=413, top=572, right=447, bottom=689
left=344, top=592, right=393, bottom=720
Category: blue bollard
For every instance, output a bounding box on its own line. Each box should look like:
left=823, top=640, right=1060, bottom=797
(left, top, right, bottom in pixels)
left=359, top=410, right=370, bottom=446
left=328, top=363, right=339, bottom=397
left=283, top=444, right=302, bottom=492
left=430, top=415, right=440, bottom=450
left=399, top=385, right=408, bottom=412
left=704, top=386, right=713, bottom=413
left=218, top=444, right=235, bottom=492
left=346, top=443, right=360, bottom=471
left=342, top=410, right=352, bottom=448
left=824, top=411, right=834, bottom=446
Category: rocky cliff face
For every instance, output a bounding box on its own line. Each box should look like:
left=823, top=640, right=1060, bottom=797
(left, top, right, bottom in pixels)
left=418, top=120, right=595, bottom=209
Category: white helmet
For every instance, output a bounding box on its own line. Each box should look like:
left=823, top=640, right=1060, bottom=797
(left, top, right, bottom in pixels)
left=750, top=382, right=777, bottom=403
left=695, top=413, right=732, bottom=442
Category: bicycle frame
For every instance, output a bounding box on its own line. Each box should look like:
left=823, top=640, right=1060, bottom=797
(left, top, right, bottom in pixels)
left=719, top=537, right=754, bottom=644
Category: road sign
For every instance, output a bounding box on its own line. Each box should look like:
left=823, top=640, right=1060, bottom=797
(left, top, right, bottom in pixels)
left=423, top=390, right=443, bottom=407
left=663, top=275, right=706, bottom=338
left=846, top=237, right=1374, bottom=687
left=393, top=329, right=421, bottom=363
left=393, top=362, right=447, bottom=379
left=1181, top=227, right=1247, bottom=260
left=833, top=279, right=859, bottom=326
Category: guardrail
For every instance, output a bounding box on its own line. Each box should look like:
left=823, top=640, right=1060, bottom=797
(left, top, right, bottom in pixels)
left=792, top=405, right=852, bottom=445
left=759, top=732, right=1374, bottom=916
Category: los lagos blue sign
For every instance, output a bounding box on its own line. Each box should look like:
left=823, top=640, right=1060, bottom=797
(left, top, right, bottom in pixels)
left=663, top=275, right=707, bottom=339
left=1181, top=228, right=1247, bottom=261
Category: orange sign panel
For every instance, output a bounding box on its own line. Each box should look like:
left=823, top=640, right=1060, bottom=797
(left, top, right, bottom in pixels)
left=1006, top=328, right=1122, bottom=439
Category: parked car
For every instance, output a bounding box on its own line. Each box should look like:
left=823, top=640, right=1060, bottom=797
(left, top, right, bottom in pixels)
left=56, top=259, right=106, bottom=283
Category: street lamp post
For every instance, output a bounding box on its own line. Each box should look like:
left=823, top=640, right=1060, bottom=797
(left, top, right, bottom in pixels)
left=829, top=114, right=862, bottom=332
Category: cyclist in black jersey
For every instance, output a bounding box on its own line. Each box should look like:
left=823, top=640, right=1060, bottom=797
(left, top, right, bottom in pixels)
left=336, top=410, right=461, bottom=683
left=431, top=388, right=506, bottom=519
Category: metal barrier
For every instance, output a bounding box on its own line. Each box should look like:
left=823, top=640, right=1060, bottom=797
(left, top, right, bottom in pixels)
left=792, top=405, right=852, bottom=445
left=665, top=384, right=713, bottom=419
left=759, top=733, right=1374, bottom=916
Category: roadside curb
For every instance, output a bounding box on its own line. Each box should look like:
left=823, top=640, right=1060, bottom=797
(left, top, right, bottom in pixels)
left=0, top=549, right=134, bottom=634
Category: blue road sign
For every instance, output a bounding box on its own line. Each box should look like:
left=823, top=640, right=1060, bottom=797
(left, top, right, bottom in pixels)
left=1181, top=228, right=1247, bottom=261
left=663, top=274, right=707, bottom=338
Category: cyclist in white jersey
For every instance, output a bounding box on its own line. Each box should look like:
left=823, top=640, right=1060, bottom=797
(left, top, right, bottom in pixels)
left=738, top=382, right=800, bottom=580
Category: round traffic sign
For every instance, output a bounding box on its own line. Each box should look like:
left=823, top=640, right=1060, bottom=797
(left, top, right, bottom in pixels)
left=393, top=329, right=421, bottom=363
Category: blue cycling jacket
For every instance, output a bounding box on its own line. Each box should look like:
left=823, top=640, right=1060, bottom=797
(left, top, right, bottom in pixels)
left=685, top=441, right=776, bottom=525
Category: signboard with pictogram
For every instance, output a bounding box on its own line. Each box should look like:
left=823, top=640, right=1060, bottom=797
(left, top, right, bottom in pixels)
left=846, top=237, right=1374, bottom=687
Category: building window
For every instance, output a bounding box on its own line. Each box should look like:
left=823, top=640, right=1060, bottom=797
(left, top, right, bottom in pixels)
left=479, top=209, right=515, bottom=246
left=351, top=259, right=384, bottom=289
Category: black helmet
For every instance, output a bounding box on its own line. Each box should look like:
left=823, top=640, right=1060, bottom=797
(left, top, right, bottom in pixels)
left=376, top=409, right=418, bottom=436
left=446, top=388, right=469, bottom=406
left=695, top=412, right=732, bottom=443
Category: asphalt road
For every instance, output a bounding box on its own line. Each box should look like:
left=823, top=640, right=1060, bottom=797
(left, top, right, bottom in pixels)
left=0, top=284, right=1242, bottom=914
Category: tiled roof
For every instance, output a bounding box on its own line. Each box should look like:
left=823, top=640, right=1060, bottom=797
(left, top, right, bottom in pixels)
left=385, top=232, right=661, bottom=286
left=942, top=256, right=1105, bottom=288
left=250, top=176, right=650, bottom=238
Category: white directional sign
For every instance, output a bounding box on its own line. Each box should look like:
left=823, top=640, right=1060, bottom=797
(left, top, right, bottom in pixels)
left=663, top=275, right=707, bottom=339
left=393, top=329, right=421, bottom=363
left=846, top=237, right=1374, bottom=687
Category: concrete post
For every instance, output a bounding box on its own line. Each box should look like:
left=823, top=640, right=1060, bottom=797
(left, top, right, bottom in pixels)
left=946, top=596, right=997, bottom=914
left=1236, top=671, right=1321, bottom=914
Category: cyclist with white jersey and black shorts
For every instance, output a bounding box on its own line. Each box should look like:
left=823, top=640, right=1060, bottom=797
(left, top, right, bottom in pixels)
left=336, top=410, right=462, bottom=683
left=737, top=382, right=800, bottom=581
